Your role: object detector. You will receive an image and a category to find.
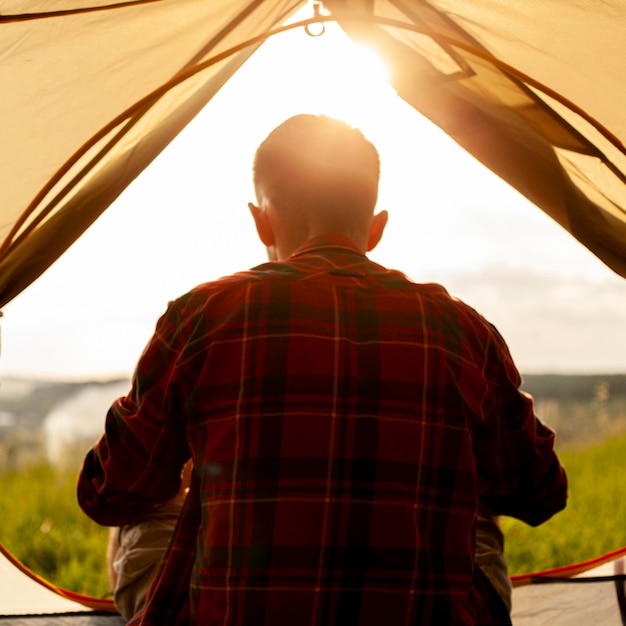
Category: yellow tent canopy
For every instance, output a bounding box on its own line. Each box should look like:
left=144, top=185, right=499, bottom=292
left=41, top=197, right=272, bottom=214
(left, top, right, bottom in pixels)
left=1, top=0, right=625, bottom=311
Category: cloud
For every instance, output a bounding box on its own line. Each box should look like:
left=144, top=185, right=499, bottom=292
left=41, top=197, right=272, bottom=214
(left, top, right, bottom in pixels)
left=431, top=265, right=626, bottom=373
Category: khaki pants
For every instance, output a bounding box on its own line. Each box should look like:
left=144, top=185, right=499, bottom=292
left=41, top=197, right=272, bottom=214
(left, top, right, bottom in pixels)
left=475, top=509, right=512, bottom=612
left=108, top=506, right=181, bottom=620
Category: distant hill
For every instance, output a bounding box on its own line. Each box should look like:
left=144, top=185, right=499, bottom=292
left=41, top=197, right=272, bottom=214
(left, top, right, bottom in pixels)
left=521, top=373, right=626, bottom=401
left=520, top=374, right=626, bottom=450
left=0, top=376, right=129, bottom=428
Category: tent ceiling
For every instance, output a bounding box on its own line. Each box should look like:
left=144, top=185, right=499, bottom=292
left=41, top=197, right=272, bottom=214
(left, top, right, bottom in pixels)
left=1, top=0, right=625, bottom=307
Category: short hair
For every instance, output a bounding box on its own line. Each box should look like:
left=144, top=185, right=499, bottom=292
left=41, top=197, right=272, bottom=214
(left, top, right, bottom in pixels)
left=252, top=115, right=380, bottom=224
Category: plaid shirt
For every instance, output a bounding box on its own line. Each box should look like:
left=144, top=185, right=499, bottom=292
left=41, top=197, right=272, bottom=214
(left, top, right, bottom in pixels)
left=78, top=235, right=567, bottom=625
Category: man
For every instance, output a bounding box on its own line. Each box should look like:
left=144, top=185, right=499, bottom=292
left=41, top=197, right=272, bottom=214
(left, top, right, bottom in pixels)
left=78, top=114, right=567, bottom=625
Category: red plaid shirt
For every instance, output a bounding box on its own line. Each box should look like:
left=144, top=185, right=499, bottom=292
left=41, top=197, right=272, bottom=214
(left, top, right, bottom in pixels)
left=78, top=235, right=566, bottom=625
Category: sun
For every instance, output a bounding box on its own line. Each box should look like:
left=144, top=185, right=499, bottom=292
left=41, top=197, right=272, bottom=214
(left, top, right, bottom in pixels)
left=240, top=10, right=396, bottom=131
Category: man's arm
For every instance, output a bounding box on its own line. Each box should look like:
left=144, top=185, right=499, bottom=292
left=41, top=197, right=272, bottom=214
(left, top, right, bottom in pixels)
left=77, top=301, right=191, bottom=527
left=473, top=327, right=568, bottom=527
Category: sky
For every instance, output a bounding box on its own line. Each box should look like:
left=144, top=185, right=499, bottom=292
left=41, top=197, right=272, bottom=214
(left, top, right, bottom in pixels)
left=1, top=14, right=626, bottom=380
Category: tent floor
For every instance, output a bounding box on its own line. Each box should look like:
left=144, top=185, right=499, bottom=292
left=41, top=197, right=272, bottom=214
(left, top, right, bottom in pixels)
left=0, top=614, right=125, bottom=625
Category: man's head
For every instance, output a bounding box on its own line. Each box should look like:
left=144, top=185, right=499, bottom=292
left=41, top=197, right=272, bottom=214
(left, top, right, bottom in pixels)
left=249, top=114, right=388, bottom=260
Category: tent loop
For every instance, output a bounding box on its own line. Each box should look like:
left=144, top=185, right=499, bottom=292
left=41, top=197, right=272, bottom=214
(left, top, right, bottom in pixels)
left=304, top=1, right=326, bottom=37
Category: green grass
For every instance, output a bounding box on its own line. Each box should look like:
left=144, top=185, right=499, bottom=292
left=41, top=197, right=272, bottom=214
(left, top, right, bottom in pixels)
left=0, top=464, right=111, bottom=598
left=502, top=432, right=626, bottom=574
left=2, top=433, right=626, bottom=596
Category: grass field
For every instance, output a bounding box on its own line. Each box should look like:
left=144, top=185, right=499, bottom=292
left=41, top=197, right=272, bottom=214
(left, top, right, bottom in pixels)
left=1, top=432, right=626, bottom=599
left=0, top=463, right=111, bottom=598
left=502, top=431, right=626, bottom=573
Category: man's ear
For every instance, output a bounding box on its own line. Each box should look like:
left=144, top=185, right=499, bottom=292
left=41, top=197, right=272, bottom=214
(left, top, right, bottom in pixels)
left=367, top=210, right=388, bottom=251
left=248, top=202, right=275, bottom=247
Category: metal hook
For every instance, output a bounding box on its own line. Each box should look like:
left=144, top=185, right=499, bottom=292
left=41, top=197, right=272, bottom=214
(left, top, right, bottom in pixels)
left=305, top=0, right=326, bottom=37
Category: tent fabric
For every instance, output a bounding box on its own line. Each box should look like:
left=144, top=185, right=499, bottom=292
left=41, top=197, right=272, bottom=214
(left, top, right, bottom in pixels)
left=0, top=0, right=625, bottom=308
left=0, top=0, right=303, bottom=308
left=511, top=549, right=626, bottom=625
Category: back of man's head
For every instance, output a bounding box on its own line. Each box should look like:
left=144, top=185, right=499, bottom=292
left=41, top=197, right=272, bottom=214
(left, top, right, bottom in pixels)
left=253, top=115, right=380, bottom=228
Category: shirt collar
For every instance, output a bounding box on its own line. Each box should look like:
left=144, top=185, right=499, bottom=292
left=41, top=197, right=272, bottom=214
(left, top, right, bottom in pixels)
left=289, top=235, right=367, bottom=259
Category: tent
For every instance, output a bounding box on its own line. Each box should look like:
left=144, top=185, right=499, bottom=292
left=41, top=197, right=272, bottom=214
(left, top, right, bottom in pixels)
left=1, top=0, right=625, bottom=623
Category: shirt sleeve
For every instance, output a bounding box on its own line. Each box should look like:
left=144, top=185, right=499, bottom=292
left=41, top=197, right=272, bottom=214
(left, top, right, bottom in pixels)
left=472, top=323, right=568, bottom=527
left=77, top=300, right=192, bottom=527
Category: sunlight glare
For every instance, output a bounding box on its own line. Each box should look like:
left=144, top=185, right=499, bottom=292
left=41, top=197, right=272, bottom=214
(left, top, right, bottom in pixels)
left=267, top=24, right=397, bottom=132
left=349, top=42, right=391, bottom=86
